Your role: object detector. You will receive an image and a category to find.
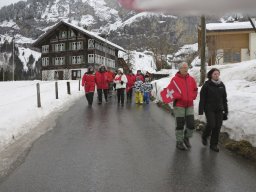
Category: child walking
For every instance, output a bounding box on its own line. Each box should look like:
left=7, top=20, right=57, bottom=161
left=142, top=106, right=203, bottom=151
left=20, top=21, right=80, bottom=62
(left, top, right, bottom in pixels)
left=134, top=76, right=143, bottom=104
left=142, top=76, right=153, bottom=104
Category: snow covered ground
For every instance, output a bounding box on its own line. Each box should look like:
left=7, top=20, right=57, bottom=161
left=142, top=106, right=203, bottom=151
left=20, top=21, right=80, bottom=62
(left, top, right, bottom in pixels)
left=0, top=80, right=84, bottom=152
left=151, top=60, right=256, bottom=147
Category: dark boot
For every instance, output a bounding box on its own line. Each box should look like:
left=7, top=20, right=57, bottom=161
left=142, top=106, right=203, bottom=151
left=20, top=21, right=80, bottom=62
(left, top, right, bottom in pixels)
left=184, top=137, right=191, bottom=149
left=202, top=136, right=208, bottom=146
left=176, top=141, right=187, bottom=150
left=210, top=145, right=219, bottom=152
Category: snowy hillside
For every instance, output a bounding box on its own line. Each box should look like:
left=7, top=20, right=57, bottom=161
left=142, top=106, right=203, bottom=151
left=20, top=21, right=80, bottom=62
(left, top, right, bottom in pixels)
left=0, top=80, right=84, bottom=151
left=18, top=47, right=41, bottom=71
left=120, top=50, right=157, bottom=74
left=152, top=60, right=256, bottom=147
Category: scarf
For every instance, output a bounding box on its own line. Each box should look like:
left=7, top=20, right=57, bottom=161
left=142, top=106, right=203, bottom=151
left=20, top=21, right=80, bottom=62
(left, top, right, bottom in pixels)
left=211, top=79, right=222, bottom=85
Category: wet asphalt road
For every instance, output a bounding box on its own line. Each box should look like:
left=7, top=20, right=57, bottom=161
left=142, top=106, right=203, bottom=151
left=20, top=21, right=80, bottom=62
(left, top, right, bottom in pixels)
left=0, top=96, right=256, bottom=192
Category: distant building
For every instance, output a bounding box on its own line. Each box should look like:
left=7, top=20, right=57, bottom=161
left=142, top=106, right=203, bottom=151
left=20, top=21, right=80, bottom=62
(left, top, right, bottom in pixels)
left=33, top=20, right=125, bottom=80
left=198, top=21, right=256, bottom=65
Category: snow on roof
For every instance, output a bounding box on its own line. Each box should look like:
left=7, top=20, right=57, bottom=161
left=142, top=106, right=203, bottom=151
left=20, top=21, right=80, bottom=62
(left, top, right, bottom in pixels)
left=34, top=20, right=124, bottom=51
left=175, top=43, right=198, bottom=57
left=62, top=21, right=124, bottom=51
left=206, top=21, right=254, bottom=31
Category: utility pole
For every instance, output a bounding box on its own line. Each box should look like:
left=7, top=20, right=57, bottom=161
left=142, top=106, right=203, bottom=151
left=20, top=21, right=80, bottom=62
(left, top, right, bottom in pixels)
left=12, top=33, right=15, bottom=81
left=200, top=15, right=206, bottom=86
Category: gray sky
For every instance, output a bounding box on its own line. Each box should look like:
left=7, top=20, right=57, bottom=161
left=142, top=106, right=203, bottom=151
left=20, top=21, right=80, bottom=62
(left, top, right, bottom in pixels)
left=0, top=0, right=26, bottom=9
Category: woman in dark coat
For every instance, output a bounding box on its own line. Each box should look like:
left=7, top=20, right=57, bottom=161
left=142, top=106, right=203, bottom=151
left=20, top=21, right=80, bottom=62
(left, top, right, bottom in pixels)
left=199, top=68, right=228, bottom=152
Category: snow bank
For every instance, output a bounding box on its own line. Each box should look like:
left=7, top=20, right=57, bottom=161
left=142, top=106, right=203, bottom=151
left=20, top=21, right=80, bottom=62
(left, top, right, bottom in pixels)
left=0, top=80, right=84, bottom=152
left=152, top=60, right=256, bottom=146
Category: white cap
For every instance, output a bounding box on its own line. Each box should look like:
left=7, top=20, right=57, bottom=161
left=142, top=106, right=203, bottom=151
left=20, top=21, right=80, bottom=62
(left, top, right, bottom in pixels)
left=118, top=68, right=124, bottom=73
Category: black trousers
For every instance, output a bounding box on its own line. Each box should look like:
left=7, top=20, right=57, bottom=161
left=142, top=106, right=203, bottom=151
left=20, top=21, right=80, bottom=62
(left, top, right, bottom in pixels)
left=85, top=92, right=94, bottom=105
left=117, top=88, right=125, bottom=105
left=203, top=111, right=223, bottom=146
left=97, top=89, right=108, bottom=103
left=127, top=89, right=133, bottom=102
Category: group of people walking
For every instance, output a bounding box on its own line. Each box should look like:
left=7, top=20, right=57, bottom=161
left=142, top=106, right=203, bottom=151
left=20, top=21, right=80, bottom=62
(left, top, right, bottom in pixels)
left=81, top=65, right=153, bottom=107
left=167, top=62, right=228, bottom=152
left=82, top=62, right=228, bottom=153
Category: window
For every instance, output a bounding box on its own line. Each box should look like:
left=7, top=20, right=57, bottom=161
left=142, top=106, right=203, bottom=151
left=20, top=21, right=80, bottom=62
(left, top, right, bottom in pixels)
left=71, top=56, right=83, bottom=64
left=77, top=56, right=82, bottom=64
left=72, top=56, right=76, bottom=64
left=42, top=57, right=49, bottom=66
left=54, top=57, right=65, bottom=65
left=77, top=42, right=82, bottom=50
left=224, top=50, right=241, bottom=63
left=54, top=43, right=65, bottom=52
left=60, top=31, right=67, bottom=39
left=72, top=42, right=77, bottom=50
left=69, top=30, right=75, bottom=38
left=71, top=42, right=83, bottom=50
left=59, top=43, right=65, bottom=51
left=95, top=42, right=100, bottom=50
left=42, top=45, right=49, bottom=53
left=88, top=39, right=94, bottom=49
left=55, top=44, right=59, bottom=52
left=88, top=54, right=94, bottom=63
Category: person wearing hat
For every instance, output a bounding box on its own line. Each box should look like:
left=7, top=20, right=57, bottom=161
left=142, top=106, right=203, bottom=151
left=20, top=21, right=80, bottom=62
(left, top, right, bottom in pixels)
left=172, top=62, right=198, bottom=150
left=82, top=66, right=96, bottom=106
left=95, top=65, right=109, bottom=104
left=114, top=68, right=128, bottom=106
left=199, top=68, right=228, bottom=152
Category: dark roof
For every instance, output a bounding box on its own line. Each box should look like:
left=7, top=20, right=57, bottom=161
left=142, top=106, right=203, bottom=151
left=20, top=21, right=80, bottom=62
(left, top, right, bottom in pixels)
left=32, top=20, right=124, bottom=51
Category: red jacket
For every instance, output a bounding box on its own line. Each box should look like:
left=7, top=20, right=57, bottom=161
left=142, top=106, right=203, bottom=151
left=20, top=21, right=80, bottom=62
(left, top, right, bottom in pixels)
left=171, top=72, right=198, bottom=108
left=135, top=74, right=144, bottom=82
left=95, top=71, right=109, bottom=89
left=106, top=71, right=114, bottom=82
left=126, top=74, right=136, bottom=92
left=82, top=73, right=96, bottom=93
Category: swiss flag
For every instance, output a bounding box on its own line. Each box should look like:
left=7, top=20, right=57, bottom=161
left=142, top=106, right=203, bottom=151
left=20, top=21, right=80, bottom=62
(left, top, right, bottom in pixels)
left=160, top=80, right=181, bottom=104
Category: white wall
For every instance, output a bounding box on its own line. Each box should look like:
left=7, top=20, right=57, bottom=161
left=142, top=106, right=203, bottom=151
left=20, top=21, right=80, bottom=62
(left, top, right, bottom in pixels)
left=42, top=68, right=88, bottom=81
left=249, top=33, right=256, bottom=60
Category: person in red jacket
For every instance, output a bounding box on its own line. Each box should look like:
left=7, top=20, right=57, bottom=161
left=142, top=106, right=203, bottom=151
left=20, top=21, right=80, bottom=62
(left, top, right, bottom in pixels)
left=171, top=62, right=198, bottom=150
left=95, top=65, right=109, bottom=104
left=126, top=69, right=136, bottom=103
left=106, top=68, right=114, bottom=97
left=82, top=66, right=96, bottom=106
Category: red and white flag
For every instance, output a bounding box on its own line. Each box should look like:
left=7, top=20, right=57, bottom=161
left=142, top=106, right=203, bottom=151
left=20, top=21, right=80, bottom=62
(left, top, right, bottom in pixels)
left=160, top=80, right=181, bottom=104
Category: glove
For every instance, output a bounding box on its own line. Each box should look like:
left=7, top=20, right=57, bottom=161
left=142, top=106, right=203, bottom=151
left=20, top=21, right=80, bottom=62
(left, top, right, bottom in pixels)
left=223, top=112, right=228, bottom=121
left=121, top=81, right=124, bottom=85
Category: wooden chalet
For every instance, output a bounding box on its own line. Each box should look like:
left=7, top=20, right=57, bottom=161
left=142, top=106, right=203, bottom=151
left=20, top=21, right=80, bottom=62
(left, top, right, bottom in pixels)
left=198, top=21, right=256, bottom=65
left=33, top=20, right=125, bottom=80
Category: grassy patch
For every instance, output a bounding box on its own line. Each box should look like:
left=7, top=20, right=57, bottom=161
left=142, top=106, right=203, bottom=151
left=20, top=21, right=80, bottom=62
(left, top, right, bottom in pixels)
left=195, top=121, right=256, bottom=161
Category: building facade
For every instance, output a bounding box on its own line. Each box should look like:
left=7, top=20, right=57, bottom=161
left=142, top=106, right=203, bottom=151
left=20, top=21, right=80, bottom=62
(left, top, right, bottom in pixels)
left=198, top=22, right=256, bottom=65
left=33, top=21, right=125, bottom=80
